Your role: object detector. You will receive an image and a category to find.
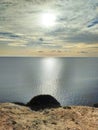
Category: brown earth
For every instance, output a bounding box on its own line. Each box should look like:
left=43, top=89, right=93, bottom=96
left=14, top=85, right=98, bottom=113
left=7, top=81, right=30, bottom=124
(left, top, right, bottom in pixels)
left=0, top=103, right=98, bottom=130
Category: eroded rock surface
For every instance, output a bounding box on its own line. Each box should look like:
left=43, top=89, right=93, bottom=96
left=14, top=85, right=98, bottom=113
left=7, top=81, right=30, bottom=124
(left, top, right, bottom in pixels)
left=0, top=103, right=98, bottom=130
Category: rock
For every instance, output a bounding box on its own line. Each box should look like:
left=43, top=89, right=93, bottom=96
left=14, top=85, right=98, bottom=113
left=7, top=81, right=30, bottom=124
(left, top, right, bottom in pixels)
left=26, top=95, right=61, bottom=111
left=63, top=106, right=71, bottom=109
left=0, top=103, right=98, bottom=130
left=13, top=102, right=26, bottom=106
left=93, top=103, right=98, bottom=108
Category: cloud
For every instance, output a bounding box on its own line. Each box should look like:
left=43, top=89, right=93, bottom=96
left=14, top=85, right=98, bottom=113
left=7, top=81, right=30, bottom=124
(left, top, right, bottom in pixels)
left=80, top=51, right=88, bottom=54
left=65, top=32, right=98, bottom=44
left=87, top=17, right=98, bottom=28
left=8, top=42, right=27, bottom=47
left=0, top=0, right=98, bottom=56
left=39, top=38, right=44, bottom=41
left=27, top=0, right=54, bottom=4
left=42, top=44, right=62, bottom=49
left=0, top=32, right=21, bottom=39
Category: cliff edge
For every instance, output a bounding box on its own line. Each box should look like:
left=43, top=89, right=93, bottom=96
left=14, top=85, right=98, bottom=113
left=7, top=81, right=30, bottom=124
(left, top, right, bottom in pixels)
left=0, top=103, right=98, bottom=130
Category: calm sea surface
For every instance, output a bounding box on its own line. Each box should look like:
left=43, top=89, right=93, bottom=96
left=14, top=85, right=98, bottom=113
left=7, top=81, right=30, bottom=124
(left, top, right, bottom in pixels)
left=0, top=57, right=98, bottom=106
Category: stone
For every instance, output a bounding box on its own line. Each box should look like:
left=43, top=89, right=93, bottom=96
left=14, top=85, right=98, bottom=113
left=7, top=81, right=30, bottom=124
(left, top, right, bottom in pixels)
left=26, top=94, right=61, bottom=111
left=93, top=103, right=98, bottom=108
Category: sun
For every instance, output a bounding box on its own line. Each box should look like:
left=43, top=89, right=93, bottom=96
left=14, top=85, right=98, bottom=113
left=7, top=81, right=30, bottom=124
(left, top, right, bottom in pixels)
left=41, top=12, right=56, bottom=28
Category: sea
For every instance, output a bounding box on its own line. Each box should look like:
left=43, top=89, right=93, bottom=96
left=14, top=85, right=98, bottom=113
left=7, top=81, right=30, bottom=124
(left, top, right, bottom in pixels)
left=0, top=57, right=98, bottom=106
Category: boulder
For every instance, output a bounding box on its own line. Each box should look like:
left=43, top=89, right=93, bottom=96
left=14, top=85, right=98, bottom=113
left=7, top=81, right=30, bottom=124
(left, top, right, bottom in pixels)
left=93, top=103, right=98, bottom=108
left=26, top=95, right=61, bottom=111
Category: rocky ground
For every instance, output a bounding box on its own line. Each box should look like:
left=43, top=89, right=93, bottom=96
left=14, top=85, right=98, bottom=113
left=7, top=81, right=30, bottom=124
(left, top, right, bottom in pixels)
left=0, top=103, right=98, bottom=130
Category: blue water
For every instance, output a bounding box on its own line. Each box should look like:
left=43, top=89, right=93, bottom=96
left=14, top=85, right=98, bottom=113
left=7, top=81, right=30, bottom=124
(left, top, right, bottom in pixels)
left=0, top=57, right=98, bottom=106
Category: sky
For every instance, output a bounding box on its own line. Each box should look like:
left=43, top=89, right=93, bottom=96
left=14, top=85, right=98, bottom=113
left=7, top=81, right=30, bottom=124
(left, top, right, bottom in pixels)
left=0, top=0, right=98, bottom=56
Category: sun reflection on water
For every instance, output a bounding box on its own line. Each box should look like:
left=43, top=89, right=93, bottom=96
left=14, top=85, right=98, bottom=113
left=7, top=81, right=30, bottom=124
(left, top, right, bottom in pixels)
left=40, top=58, right=62, bottom=96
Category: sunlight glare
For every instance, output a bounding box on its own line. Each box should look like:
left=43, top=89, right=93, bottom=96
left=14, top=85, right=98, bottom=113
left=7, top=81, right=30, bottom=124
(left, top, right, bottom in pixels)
left=41, top=12, right=56, bottom=28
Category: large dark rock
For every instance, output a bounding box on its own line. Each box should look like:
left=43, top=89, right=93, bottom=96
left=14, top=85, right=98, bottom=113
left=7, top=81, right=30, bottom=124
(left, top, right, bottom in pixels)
left=26, top=95, right=61, bottom=111
left=93, top=103, right=98, bottom=108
